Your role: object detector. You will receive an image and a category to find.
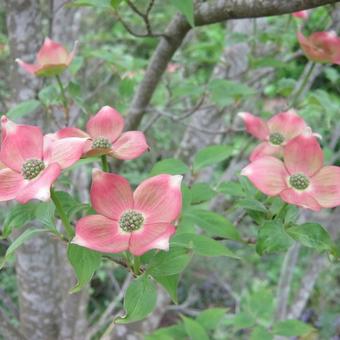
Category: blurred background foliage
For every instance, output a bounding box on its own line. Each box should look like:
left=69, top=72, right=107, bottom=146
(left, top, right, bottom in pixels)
left=0, top=1, right=340, bottom=339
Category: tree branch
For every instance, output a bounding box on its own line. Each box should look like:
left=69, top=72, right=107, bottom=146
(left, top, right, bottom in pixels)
left=126, top=0, right=337, bottom=130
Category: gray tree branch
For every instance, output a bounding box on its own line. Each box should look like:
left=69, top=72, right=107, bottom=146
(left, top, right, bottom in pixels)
left=126, top=0, right=338, bottom=131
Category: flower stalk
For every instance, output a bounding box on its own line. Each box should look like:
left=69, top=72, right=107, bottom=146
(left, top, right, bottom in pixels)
left=51, top=188, right=74, bottom=239
left=55, top=75, right=70, bottom=125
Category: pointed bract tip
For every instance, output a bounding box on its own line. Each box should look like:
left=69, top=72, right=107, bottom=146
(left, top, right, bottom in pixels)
left=237, top=112, right=250, bottom=119
left=302, top=126, right=313, bottom=137
left=313, top=132, right=323, bottom=140
left=241, top=166, right=251, bottom=176
left=92, top=168, right=103, bottom=177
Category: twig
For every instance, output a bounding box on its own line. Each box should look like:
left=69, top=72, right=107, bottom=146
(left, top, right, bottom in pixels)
left=275, top=243, right=300, bottom=321
left=87, top=274, right=132, bottom=340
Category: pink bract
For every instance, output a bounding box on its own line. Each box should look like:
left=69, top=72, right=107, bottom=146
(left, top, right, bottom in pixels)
left=241, top=131, right=340, bottom=211
left=52, top=105, right=149, bottom=160
left=0, top=116, right=87, bottom=204
left=297, top=31, right=340, bottom=64
left=292, top=10, right=309, bottom=20
left=72, top=169, right=183, bottom=256
left=16, top=37, right=77, bottom=77
left=238, top=110, right=307, bottom=161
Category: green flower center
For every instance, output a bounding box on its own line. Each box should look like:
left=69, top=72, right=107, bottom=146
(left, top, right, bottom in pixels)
left=22, top=159, right=45, bottom=180
left=289, top=173, right=310, bottom=190
left=119, top=210, right=144, bottom=232
left=269, top=132, right=284, bottom=146
left=92, top=137, right=112, bottom=149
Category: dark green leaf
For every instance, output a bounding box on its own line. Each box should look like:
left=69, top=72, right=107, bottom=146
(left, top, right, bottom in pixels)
left=193, top=145, right=232, bottom=171
left=256, top=221, right=293, bottom=255
left=147, top=247, right=192, bottom=277
left=150, top=158, right=189, bottom=176
left=237, top=199, right=267, bottom=213
left=115, top=275, right=157, bottom=324
left=286, top=223, right=334, bottom=251
left=172, top=233, right=239, bottom=258
left=185, top=208, right=241, bottom=241
left=217, top=181, right=244, bottom=197
left=190, top=183, right=216, bottom=204
left=153, top=274, right=180, bottom=303
left=67, top=244, right=101, bottom=293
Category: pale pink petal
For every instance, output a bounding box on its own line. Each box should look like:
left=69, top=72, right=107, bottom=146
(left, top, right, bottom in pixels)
left=249, top=142, right=283, bottom=161
left=55, top=127, right=89, bottom=139
left=280, top=188, right=321, bottom=211
left=238, top=112, right=269, bottom=140
left=0, top=116, right=43, bottom=172
left=66, top=41, right=78, bottom=65
left=310, top=166, right=340, bottom=208
left=73, top=215, right=130, bottom=254
left=86, top=106, right=124, bottom=142
left=284, top=133, right=323, bottom=177
left=129, top=223, right=176, bottom=256
left=133, top=175, right=182, bottom=224
left=241, top=156, right=288, bottom=195
left=15, top=163, right=61, bottom=204
left=91, top=169, right=134, bottom=220
left=37, top=38, right=69, bottom=65
left=15, top=59, right=40, bottom=75
left=0, top=168, right=25, bottom=202
left=110, top=131, right=149, bottom=160
left=267, top=110, right=307, bottom=141
left=43, top=137, right=87, bottom=169
left=292, top=10, right=309, bottom=20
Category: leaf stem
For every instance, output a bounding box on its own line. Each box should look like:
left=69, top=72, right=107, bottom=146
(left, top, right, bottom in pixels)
left=290, top=62, right=316, bottom=108
left=50, top=188, right=74, bottom=239
left=55, top=75, right=70, bottom=125
left=133, top=256, right=141, bottom=275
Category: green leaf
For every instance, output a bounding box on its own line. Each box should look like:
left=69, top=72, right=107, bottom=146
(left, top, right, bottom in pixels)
left=1, top=229, right=47, bottom=269
left=2, top=201, right=55, bottom=238
left=172, top=233, right=239, bottom=258
left=196, top=308, right=226, bottom=331
left=250, top=326, right=273, bottom=340
left=147, top=247, right=192, bottom=277
left=146, top=324, right=187, bottom=340
left=256, top=221, right=293, bottom=255
left=273, top=320, right=313, bottom=336
left=69, top=0, right=112, bottom=8
left=237, top=199, right=268, bottom=213
left=246, top=288, right=274, bottom=322
left=217, top=181, right=244, bottom=197
left=182, top=316, right=209, bottom=340
left=286, top=223, right=334, bottom=251
left=193, top=145, right=232, bottom=171
left=67, top=244, right=101, bottom=293
left=111, top=0, right=123, bottom=8
left=153, top=274, right=180, bottom=303
left=190, top=183, right=216, bottom=204
left=115, top=275, right=157, bottom=324
left=53, top=191, right=89, bottom=217
left=150, top=158, right=189, bottom=176
left=208, top=79, right=255, bottom=107
left=170, top=0, right=194, bottom=27
left=6, top=100, right=41, bottom=119
left=185, top=208, right=241, bottom=241
left=232, top=312, right=256, bottom=330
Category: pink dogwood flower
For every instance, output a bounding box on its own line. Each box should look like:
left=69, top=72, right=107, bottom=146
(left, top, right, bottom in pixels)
left=0, top=116, right=87, bottom=204
left=241, top=131, right=340, bottom=211
left=50, top=106, right=149, bottom=160
left=292, top=10, right=309, bottom=20
left=72, top=170, right=182, bottom=256
left=238, top=110, right=307, bottom=161
left=16, top=37, right=77, bottom=77
left=297, top=31, right=340, bottom=64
